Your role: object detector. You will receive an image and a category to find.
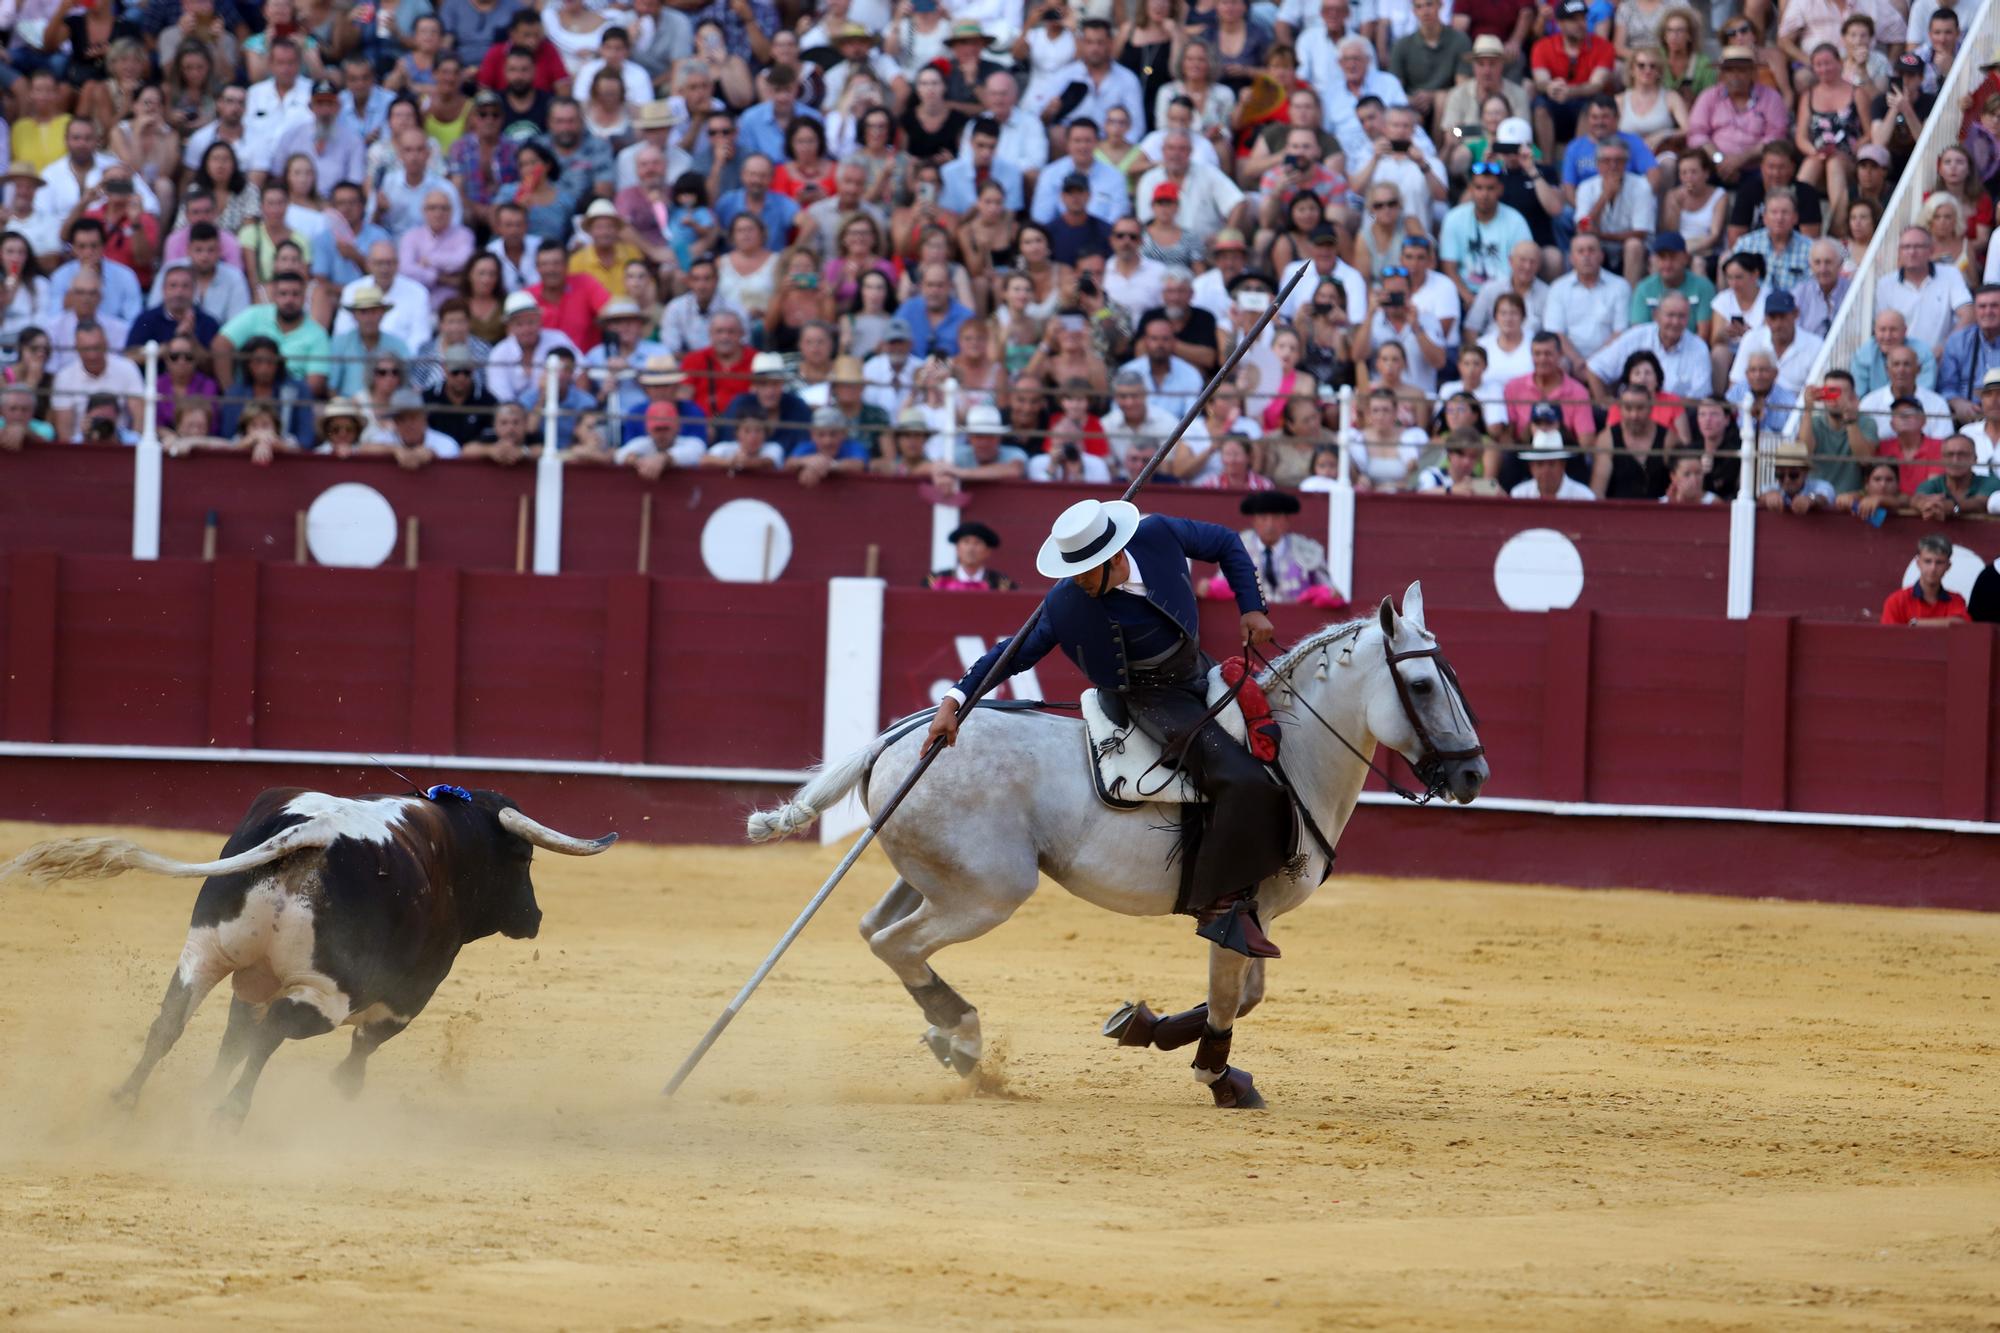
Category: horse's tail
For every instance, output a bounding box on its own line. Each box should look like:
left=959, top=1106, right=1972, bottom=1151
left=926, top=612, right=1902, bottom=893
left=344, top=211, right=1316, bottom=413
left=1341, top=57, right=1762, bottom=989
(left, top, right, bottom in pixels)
left=745, top=742, right=879, bottom=843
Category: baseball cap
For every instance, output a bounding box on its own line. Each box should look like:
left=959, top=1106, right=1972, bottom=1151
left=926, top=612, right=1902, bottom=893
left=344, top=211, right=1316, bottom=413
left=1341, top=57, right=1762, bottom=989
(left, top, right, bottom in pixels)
left=1648, top=231, right=1688, bottom=254
left=884, top=317, right=914, bottom=342
left=389, top=388, right=428, bottom=415
left=1896, top=51, right=1925, bottom=74
left=646, top=399, right=680, bottom=427
left=1529, top=402, right=1563, bottom=425
left=1857, top=144, right=1892, bottom=166
left=1496, top=116, right=1533, bottom=147
left=1557, top=0, right=1587, bottom=17
left=811, top=405, right=847, bottom=429
left=1764, top=290, right=1798, bottom=316
left=1310, top=222, right=1340, bottom=244
left=1061, top=171, right=1091, bottom=193
left=310, top=79, right=338, bottom=97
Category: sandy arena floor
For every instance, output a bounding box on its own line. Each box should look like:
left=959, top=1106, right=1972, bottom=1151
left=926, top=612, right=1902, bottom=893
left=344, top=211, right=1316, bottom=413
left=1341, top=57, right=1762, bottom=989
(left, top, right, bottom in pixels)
left=0, top=818, right=1997, bottom=1331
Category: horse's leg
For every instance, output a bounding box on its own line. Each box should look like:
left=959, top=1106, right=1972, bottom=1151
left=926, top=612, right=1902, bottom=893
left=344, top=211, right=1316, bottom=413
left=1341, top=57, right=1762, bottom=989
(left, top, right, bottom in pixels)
left=866, top=876, right=1031, bottom=1079
left=1236, top=957, right=1267, bottom=1018
left=1192, top=944, right=1266, bottom=1110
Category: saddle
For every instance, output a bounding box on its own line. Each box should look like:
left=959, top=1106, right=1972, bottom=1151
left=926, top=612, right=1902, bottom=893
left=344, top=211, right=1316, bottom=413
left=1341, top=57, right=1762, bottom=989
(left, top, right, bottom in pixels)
left=1081, top=665, right=1254, bottom=811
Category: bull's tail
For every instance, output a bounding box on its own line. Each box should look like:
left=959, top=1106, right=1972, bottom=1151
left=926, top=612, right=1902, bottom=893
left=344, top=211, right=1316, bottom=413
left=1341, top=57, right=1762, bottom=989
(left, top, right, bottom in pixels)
left=0, top=823, right=331, bottom=884
left=745, top=742, right=880, bottom=843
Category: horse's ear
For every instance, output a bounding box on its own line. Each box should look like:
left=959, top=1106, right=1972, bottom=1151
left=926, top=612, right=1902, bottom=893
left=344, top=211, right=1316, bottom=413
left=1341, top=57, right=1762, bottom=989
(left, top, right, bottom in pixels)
left=1377, top=595, right=1396, bottom=640
left=1403, top=581, right=1426, bottom=632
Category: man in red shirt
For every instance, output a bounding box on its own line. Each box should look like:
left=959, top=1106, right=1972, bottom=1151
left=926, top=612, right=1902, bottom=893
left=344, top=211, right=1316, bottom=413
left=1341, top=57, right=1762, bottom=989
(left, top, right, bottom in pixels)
left=89, top=176, right=160, bottom=291
left=529, top=246, right=608, bottom=354
left=1531, top=0, right=1617, bottom=159
left=1878, top=396, right=1948, bottom=493
left=476, top=10, right=569, bottom=94
left=681, top=310, right=755, bottom=417
left=1882, top=534, right=1971, bottom=625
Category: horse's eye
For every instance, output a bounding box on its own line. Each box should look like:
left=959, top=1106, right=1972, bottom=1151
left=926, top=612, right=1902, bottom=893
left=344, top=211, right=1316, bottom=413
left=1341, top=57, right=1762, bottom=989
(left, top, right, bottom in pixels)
left=1411, top=679, right=1435, bottom=696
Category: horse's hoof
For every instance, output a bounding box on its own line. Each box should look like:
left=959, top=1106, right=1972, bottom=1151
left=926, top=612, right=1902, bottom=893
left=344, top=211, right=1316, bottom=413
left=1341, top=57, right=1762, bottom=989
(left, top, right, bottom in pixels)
left=1209, top=1067, right=1266, bottom=1110
left=109, top=1085, right=139, bottom=1112
left=921, top=1027, right=980, bottom=1078
left=209, top=1101, right=249, bottom=1133
left=329, top=1061, right=364, bottom=1100
left=1102, top=1000, right=1159, bottom=1046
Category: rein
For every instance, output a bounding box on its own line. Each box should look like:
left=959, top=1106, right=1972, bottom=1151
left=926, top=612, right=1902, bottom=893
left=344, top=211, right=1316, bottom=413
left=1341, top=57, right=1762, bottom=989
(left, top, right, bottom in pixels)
left=1255, top=626, right=1484, bottom=807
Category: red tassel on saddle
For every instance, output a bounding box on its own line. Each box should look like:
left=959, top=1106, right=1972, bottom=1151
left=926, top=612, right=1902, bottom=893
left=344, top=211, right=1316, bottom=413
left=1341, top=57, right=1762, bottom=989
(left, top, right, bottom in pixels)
left=1221, top=656, right=1281, bottom=763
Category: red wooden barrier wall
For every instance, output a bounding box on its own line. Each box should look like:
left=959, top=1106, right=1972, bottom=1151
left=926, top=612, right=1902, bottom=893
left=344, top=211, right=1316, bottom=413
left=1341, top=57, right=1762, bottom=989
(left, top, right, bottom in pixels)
left=7, top=443, right=1974, bottom=620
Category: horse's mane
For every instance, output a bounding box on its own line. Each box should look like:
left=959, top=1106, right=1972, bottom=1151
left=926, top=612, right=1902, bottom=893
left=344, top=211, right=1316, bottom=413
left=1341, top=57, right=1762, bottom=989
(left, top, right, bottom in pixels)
left=1258, top=616, right=1373, bottom=687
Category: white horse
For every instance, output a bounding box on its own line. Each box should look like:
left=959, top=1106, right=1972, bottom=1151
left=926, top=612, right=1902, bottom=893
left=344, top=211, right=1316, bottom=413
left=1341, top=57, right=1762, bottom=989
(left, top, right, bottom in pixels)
left=747, top=583, right=1489, bottom=1107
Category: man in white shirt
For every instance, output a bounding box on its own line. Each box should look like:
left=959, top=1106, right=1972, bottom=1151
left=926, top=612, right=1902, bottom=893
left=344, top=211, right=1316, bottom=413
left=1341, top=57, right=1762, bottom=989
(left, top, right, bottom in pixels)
left=1584, top=291, right=1712, bottom=399
left=1541, top=230, right=1630, bottom=364
left=658, top=256, right=743, bottom=355
left=1315, top=36, right=1410, bottom=164
left=182, top=85, right=255, bottom=172
left=1571, top=137, right=1657, bottom=281
left=1859, top=343, right=1953, bottom=437
left=1395, top=233, right=1461, bottom=341
left=615, top=102, right=693, bottom=193
left=1117, top=315, right=1207, bottom=418
left=575, top=29, right=656, bottom=109
left=862, top=318, right=922, bottom=418
left=244, top=39, right=314, bottom=173
left=1281, top=223, right=1369, bottom=324
left=1878, top=225, right=1974, bottom=356
left=50, top=321, right=144, bottom=442
left=1103, top=221, right=1167, bottom=322
left=333, top=241, right=436, bottom=349
left=381, top=388, right=464, bottom=465
left=1728, top=290, right=1823, bottom=394
left=1134, top=131, right=1248, bottom=243
left=1462, top=238, right=1546, bottom=336
left=484, top=202, right=543, bottom=292
left=957, top=70, right=1049, bottom=178
left=35, top=121, right=161, bottom=229
left=1345, top=105, right=1445, bottom=225
left=1191, top=229, right=1252, bottom=323
left=484, top=293, right=582, bottom=403
left=1510, top=438, right=1597, bottom=500
left=1032, top=18, right=1146, bottom=131
left=1103, top=372, right=1180, bottom=456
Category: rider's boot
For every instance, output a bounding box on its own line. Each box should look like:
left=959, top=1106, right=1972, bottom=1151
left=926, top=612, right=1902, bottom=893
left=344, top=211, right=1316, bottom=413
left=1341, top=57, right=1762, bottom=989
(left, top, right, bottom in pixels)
left=1193, top=889, right=1281, bottom=959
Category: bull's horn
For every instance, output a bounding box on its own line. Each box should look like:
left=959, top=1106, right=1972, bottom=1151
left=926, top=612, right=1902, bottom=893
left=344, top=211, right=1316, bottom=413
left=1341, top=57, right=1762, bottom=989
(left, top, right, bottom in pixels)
left=499, top=808, right=619, bottom=856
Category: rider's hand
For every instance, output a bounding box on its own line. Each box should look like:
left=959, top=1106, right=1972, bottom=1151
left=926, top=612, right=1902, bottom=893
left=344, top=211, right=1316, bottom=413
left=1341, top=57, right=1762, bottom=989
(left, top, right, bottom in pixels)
left=926, top=698, right=961, bottom=748
left=1241, top=610, right=1276, bottom=647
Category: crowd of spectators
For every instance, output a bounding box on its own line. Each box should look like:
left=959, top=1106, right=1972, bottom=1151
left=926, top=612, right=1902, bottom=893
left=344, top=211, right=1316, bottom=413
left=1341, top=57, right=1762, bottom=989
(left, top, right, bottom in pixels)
left=4, top=0, right=2000, bottom=514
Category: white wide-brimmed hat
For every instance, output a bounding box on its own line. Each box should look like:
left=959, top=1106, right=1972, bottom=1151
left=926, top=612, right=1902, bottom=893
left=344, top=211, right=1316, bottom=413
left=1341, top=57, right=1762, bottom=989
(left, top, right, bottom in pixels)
left=1037, top=498, right=1142, bottom=579
left=1519, top=429, right=1569, bottom=461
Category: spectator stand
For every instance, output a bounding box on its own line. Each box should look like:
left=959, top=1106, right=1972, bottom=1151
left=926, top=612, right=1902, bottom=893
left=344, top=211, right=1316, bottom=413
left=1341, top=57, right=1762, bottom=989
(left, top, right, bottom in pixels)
left=1798, top=0, right=1995, bottom=475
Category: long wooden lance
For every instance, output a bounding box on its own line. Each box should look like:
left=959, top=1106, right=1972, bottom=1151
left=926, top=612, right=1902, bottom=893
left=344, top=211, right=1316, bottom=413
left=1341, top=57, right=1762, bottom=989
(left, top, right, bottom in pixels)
left=664, top=260, right=1316, bottom=1096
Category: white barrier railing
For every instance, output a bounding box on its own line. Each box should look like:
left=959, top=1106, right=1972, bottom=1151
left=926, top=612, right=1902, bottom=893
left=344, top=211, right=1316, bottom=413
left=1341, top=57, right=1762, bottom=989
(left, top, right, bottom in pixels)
left=132, top=340, right=161, bottom=561
left=1798, top=1, right=1997, bottom=427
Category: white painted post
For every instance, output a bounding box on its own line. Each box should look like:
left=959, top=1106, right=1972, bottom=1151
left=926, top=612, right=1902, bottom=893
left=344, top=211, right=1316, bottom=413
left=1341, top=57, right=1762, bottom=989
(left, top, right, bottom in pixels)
left=1328, top=384, right=1355, bottom=600
left=533, top=353, right=563, bottom=574
left=819, top=576, right=887, bottom=844
left=1727, top=403, right=1758, bottom=619
left=131, top=340, right=162, bottom=561
left=931, top=503, right=960, bottom=574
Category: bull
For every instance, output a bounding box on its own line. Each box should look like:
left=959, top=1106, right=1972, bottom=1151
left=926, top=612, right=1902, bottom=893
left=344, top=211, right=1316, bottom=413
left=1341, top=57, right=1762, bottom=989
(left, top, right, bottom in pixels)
left=0, top=786, right=615, bottom=1124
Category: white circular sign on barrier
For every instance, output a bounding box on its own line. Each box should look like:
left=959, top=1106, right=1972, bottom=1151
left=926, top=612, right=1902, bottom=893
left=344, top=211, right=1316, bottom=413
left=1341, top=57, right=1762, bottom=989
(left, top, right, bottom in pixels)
left=700, top=498, right=794, bottom=583
left=1900, top=543, right=1987, bottom=599
left=1493, top=527, right=1585, bottom=611
left=305, top=482, right=398, bottom=568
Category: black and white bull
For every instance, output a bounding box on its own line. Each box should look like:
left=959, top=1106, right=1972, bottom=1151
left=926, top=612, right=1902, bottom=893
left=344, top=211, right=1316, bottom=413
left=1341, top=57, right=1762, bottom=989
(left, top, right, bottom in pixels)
left=0, top=787, right=615, bottom=1124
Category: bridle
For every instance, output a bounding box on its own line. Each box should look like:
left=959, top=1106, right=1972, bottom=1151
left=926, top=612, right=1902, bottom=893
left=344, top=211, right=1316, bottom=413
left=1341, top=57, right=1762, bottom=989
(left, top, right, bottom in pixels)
left=1261, top=624, right=1484, bottom=806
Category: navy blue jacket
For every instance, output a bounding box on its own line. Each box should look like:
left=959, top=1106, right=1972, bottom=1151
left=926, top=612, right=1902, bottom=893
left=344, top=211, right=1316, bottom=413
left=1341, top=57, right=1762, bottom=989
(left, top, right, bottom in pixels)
left=950, top=513, right=1267, bottom=698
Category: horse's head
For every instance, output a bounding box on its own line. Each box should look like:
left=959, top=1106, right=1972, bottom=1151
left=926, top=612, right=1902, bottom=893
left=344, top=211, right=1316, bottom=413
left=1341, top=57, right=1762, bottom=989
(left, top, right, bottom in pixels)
left=1364, top=582, right=1489, bottom=805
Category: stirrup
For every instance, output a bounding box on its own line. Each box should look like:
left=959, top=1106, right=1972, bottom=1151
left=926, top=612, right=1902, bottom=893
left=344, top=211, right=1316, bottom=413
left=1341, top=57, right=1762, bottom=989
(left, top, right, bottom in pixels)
left=1194, top=898, right=1281, bottom=959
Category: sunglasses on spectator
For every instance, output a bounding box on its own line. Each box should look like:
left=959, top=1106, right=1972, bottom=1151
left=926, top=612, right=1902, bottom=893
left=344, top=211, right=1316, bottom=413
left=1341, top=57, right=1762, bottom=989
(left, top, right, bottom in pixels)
left=167, top=351, right=195, bottom=362
left=1113, top=229, right=1139, bottom=240
left=1776, top=467, right=1806, bottom=479
left=447, top=367, right=473, bottom=376
left=375, top=367, right=401, bottom=377
left=1370, top=199, right=1398, bottom=209
left=1470, top=163, right=1505, bottom=177
left=1381, top=265, right=1409, bottom=278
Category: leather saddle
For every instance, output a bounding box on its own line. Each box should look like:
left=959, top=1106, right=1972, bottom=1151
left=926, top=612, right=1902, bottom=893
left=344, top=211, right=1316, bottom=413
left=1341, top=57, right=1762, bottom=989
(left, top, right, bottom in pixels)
left=1080, top=665, right=1250, bottom=810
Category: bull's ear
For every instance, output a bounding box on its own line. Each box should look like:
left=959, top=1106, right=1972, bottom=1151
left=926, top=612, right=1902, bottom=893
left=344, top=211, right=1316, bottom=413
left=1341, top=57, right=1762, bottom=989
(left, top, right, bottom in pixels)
left=1377, top=595, right=1396, bottom=640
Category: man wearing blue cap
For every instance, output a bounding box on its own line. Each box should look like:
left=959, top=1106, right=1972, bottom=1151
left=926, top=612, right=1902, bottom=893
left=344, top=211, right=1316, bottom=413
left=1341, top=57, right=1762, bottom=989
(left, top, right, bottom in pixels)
left=1629, top=230, right=1716, bottom=327
left=1729, top=289, right=1823, bottom=395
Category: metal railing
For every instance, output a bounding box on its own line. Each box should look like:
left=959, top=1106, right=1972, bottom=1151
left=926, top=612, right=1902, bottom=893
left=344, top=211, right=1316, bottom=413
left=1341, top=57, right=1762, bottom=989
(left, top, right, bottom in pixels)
left=1797, top=1, right=1997, bottom=437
